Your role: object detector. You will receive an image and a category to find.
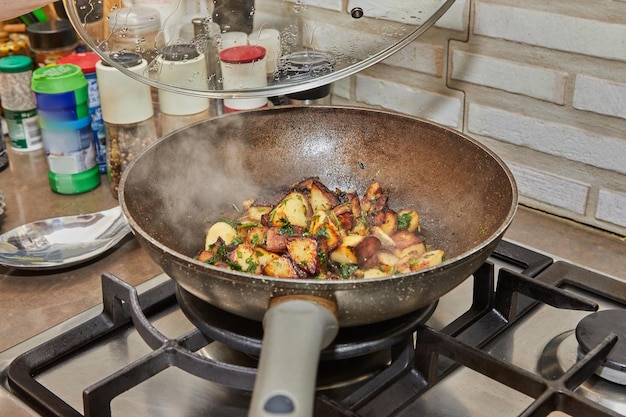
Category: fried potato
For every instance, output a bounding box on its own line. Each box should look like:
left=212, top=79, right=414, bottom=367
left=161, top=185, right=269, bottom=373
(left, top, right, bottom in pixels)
left=202, top=178, right=444, bottom=280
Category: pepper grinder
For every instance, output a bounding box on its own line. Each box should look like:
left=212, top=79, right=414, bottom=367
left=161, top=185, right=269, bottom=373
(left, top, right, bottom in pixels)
left=95, top=52, right=158, bottom=197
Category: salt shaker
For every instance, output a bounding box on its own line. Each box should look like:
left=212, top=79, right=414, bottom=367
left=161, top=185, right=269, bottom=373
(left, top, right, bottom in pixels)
left=0, top=55, right=42, bottom=152
left=219, top=45, right=268, bottom=112
left=96, top=52, right=158, bottom=197
left=157, top=44, right=210, bottom=135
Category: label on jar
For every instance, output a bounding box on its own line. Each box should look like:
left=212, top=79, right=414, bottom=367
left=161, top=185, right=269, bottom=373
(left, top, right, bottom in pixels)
left=85, top=74, right=107, bottom=173
left=42, top=124, right=97, bottom=174
left=4, top=108, right=43, bottom=151
left=0, top=126, right=8, bottom=171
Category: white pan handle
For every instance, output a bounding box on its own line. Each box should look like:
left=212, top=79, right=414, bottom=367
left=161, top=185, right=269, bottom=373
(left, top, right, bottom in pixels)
left=249, top=298, right=339, bottom=417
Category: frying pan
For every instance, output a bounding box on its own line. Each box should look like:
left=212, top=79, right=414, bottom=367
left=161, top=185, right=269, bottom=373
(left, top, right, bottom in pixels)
left=119, top=106, right=517, bottom=417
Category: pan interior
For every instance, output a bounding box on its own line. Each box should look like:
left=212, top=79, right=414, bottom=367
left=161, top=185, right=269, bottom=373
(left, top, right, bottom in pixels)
left=121, top=106, right=516, bottom=272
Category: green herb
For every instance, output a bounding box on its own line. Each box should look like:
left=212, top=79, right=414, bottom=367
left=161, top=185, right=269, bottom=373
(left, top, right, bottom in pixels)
left=244, top=257, right=258, bottom=273
left=232, top=237, right=243, bottom=246
left=339, top=264, right=358, bottom=279
left=279, top=222, right=294, bottom=235
left=397, top=212, right=412, bottom=230
left=238, top=221, right=258, bottom=228
left=227, top=261, right=242, bottom=271
left=317, top=248, right=327, bottom=266
left=250, top=233, right=260, bottom=247
left=316, top=226, right=330, bottom=238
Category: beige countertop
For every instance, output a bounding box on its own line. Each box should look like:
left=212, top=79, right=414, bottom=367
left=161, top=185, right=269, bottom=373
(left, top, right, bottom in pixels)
left=1, top=143, right=624, bottom=353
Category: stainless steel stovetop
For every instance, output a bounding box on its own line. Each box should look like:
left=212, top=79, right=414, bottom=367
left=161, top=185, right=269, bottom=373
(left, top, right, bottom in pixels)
left=0, top=240, right=624, bottom=417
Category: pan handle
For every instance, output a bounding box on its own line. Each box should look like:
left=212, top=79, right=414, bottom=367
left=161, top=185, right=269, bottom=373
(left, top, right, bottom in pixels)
left=249, top=296, right=339, bottom=417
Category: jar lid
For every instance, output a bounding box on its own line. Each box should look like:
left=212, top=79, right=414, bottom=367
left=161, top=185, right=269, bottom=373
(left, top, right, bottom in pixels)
left=57, top=52, right=100, bottom=74
left=0, top=55, right=33, bottom=73
left=31, top=64, right=87, bottom=94
left=100, top=52, right=144, bottom=68
left=106, top=6, right=161, bottom=32
left=162, top=44, right=200, bottom=61
left=26, top=20, right=78, bottom=50
left=219, top=45, right=266, bottom=64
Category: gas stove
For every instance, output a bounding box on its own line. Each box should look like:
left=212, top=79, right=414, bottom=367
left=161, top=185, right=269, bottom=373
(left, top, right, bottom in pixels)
left=0, top=239, right=624, bottom=417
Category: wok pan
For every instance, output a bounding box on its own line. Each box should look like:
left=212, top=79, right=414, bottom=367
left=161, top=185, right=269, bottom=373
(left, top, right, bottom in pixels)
left=119, top=106, right=517, bottom=417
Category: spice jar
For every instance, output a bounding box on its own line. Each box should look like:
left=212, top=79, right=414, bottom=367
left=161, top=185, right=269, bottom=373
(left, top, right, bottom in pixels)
left=95, top=52, right=157, bottom=197
left=31, top=64, right=101, bottom=194
left=26, top=20, right=79, bottom=67
left=157, top=44, right=210, bottom=135
left=57, top=52, right=107, bottom=174
left=0, top=55, right=42, bottom=152
left=219, top=45, right=268, bottom=112
left=106, top=6, right=163, bottom=64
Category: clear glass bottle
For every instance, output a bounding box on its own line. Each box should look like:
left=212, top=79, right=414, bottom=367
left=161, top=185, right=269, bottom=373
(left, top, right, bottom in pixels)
left=0, top=55, right=42, bottom=152
left=106, top=6, right=164, bottom=64
left=95, top=52, right=158, bottom=197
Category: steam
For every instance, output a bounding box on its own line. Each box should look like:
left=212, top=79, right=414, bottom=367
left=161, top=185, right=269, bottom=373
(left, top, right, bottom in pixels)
left=128, top=117, right=272, bottom=253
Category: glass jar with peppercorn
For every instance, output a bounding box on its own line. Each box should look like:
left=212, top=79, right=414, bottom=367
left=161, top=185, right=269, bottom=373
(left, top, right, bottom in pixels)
left=95, top=52, right=157, bottom=198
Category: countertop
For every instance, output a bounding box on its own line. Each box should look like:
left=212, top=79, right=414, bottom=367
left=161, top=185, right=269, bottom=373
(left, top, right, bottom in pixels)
left=1, top=142, right=624, bottom=353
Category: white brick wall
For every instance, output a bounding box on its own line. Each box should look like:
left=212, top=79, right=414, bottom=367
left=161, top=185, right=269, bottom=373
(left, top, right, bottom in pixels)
left=355, top=73, right=463, bottom=128
left=333, top=0, right=626, bottom=235
left=473, top=1, right=626, bottom=62
left=573, top=75, right=626, bottom=120
left=450, top=50, right=568, bottom=104
left=507, top=163, right=589, bottom=214
left=467, top=104, right=626, bottom=176
left=597, top=189, right=626, bottom=227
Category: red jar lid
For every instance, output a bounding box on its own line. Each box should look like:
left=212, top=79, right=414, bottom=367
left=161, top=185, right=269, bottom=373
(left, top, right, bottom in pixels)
left=219, top=45, right=266, bottom=64
left=57, top=52, right=100, bottom=74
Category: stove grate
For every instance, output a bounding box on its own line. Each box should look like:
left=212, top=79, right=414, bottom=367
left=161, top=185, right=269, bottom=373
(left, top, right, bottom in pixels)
left=6, top=241, right=624, bottom=417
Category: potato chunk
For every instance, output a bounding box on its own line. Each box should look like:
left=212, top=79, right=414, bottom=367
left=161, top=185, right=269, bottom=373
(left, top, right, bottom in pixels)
left=286, top=236, right=320, bottom=275
left=309, top=179, right=340, bottom=212
left=269, top=191, right=312, bottom=229
left=205, top=221, right=238, bottom=249
left=263, top=255, right=303, bottom=278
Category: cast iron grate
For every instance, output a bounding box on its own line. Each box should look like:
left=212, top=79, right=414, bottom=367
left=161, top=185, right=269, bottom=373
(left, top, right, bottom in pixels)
left=7, top=241, right=622, bottom=417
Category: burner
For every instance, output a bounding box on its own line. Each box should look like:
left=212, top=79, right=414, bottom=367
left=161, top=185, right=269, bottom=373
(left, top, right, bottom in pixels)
left=576, top=310, right=626, bottom=385
left=176, top=285, right=437, bottom=360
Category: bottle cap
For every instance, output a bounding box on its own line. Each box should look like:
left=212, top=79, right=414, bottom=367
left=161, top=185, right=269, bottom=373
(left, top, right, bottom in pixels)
left=31, top=64, right=87, bottom=94
left=57, top=52, right=100, bottom=74
left=26, top=20, right=78, bottom=50
left=219, top=45, right=266, bottom=64
left=0, top=55, right=33, bottom=73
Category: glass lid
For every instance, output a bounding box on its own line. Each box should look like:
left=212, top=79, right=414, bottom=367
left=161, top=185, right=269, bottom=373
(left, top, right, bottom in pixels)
left=62, top=0, right=456, bottom=98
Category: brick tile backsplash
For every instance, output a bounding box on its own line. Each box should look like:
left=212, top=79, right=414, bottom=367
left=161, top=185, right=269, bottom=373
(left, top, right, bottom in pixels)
left=473, top=1, right=626, bottom=62
left=355, top=73, right=463, bottom=128
left=573, top=75, right=626, bottom=120
left=597, top=188, right=626, bottom=228
left=467, top=104, right=626, bottom=176
left=507, top=163, right=589, bottom=215
left=333, top=0, right=626, bottom=235
left=450, top=50, right=568, bottom=104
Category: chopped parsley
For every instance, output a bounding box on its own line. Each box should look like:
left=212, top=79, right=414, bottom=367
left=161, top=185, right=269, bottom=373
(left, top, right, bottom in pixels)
left=397, top=212, right=412, bottom=230
left=339, top=264, right=359, bottom=279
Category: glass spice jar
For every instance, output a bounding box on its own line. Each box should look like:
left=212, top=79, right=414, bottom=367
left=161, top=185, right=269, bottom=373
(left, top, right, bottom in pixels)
left=95, top=52, right=157, bottom=197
